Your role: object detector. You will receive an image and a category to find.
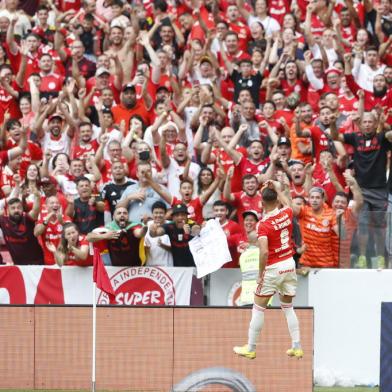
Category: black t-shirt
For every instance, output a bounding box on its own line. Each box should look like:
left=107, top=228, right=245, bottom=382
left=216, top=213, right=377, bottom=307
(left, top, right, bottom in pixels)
left=162, top=223, right=195, bottom=267
left=231, top=69, right=263, bottom=107
left=101, top=180, right=136, bottom=216
left=74, top=198, right=104, bottom=234
left=0, top=214, right=44, bottom=265
left=108, top=226, right=143, bottom=267
left=343, top=132, right=391, bottom=189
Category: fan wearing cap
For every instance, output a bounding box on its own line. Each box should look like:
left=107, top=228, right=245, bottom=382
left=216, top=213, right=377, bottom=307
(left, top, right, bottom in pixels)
left=149, top=203, right=200, bottom=267
left=305, top=52, right=343, bottom=95
left=230, top=210, right=260, bottom=261
left=220, top=43, right=263, bottom=107
left=34, top=105, right=76, bottom=156
left=293, top=186, right=339, bottom=268
left=86, top=55, right=123, bottom=104
left=112, top=83, right=151, bottom=133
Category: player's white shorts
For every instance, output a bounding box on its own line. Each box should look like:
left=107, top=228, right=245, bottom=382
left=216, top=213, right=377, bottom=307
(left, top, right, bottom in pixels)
left=255, top=258, right=297, bottom=297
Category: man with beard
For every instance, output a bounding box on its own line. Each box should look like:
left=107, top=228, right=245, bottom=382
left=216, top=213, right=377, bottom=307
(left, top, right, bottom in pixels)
left=0, top=194, right=43, bottom=265
left=101, top=160, right=136, bottom=218
left=34, top=196, right=72, bottom=265
left=345, top=53, right=392, bottom=112
left=352, top=46, right=386, bottom=92
left=112, top=84, right=150, bottom=133
left=72, top=121, right=99, bottom=160
left=118, top=161, right=166, bottom=222
left=35, top=111, right=76, bottom=156
left=66, top=177, right=105, bottom=234
left=331, top=112, right=392, bottom=268
left=87, top=206, right=147, bottom=266
left=384, top=66, right=392, bottom=88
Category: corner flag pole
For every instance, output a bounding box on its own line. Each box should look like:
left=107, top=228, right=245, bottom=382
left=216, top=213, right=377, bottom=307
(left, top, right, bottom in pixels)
left=92, top=281, right=97, bottom=392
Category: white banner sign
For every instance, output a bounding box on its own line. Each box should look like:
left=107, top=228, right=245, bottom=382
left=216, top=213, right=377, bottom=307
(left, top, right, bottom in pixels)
left=189, top=219, right=232, bottom=278
left=0, top=266, right=194, bottom=306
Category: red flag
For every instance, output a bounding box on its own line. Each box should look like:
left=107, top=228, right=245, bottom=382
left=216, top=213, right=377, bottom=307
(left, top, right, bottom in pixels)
left=93, top=248, right=115, bottom=302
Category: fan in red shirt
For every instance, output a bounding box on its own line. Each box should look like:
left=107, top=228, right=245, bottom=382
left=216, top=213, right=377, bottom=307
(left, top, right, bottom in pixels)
left=34, top=195, right=72, bottom=265
left=145, top=170, right=223, bottom=225
left=279, top=61, right=309, bottom=103
left=49, top=222, right=92, bottom=266
left=212, top=200, right=243, bottom=268
left=0, top=65, right=22, bottom=123
left=5, top=119, right=43, bottom=177
left=223, top=167, right=263, bottom=226
left=72, top=121, right=99, bottom=160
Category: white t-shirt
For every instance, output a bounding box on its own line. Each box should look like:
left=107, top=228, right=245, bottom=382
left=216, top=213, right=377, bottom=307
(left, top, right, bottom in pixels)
left=352, top=59, right=386, bottom=92
left=144, top=221, right=173, bottom=267
left=41, top=132, right=71, bottom=156
left=165, top=157, right=201, bottom=199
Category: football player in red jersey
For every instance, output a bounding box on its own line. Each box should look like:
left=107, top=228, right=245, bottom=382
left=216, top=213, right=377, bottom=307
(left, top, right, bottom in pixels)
left=233, top=181, right=303, bottom=359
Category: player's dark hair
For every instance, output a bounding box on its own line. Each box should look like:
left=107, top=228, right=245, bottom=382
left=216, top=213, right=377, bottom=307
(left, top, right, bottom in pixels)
left=261, top=188, right=278, bottom=203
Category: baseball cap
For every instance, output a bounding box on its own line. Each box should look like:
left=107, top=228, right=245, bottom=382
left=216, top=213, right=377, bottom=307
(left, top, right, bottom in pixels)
left=95, top=67, right=110, bottom=77
left=277, top=136, right=291, bottom=147
left=122, top=83, right=136, bottom=92
left=172, top=203, right=188, bottom=215
left=242, top=210, right=259, bottom=220
left=48, top=113, right=64, bottom=122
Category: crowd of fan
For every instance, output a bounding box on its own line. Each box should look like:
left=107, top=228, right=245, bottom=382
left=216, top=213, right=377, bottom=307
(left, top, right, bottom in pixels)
left=0, top=0, right=391, bottom=270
